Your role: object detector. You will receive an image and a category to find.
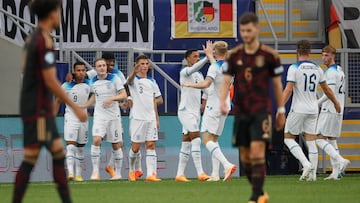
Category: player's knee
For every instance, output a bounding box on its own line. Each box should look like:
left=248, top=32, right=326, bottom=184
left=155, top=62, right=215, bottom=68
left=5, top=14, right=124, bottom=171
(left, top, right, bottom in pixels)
left=66, top=141, right=77, bottom=145
left=92, top=136, right=102, bottom=146
left=23, top=155, right=39, bottom=165
left=51, top=149, right=65, bottom=160
left=145, top=141, right=156, bottom=150
left=112, top=142, right=121, bottom=150
left=131, top=143, right=141, bottom=153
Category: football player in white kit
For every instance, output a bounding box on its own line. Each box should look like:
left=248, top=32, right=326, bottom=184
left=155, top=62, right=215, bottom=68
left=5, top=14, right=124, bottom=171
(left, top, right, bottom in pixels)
left=127, top=55, right=161, bottom=182
left=54, top=62, right=91, bottom=182
left=182, top=41, right=236, bottom=181
left=86, top=58, right=127, bottom=180
left=316, top=45, right=350, bottom=180
left=283, top=40, right=341, bottom=181
left=175, top=45, right=211, bottom=182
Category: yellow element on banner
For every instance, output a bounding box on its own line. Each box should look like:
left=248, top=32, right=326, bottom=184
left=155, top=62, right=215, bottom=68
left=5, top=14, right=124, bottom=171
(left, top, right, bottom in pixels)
left=262, top=0, right=285, bottom=4
left=258, top=9, right=285, bottom=15
left=259, top=32, right=285, bottom=37
left=341, top=132, right=360, bottom=137
left=343, top=120, right=360, bottom=125
left=259, top=21, right=285, bottom=26
left=319, top=155, right=360, bottom=161
left=292, top=31, right=317, bottom=37
left=174, top=22, right=234, bottom=38
left=292, top=21, right=309, bottom=26
left=292, top=9, right=301, bottom=14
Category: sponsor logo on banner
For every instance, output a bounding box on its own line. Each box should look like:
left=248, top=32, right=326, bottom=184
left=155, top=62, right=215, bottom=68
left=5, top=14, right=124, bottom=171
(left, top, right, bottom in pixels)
left=188, top=0, right=219, bottom=32
left=0, top=0, right=154, bottom=49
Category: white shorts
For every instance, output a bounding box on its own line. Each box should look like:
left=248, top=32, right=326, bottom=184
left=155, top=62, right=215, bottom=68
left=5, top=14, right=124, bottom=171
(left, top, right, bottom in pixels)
left=316, top=112, right=343, bottom=137
left=284, top=112, right=318, bottom=135
left=201, top=109, right=227, bottom=136
left=178, top=111, right=200, bottom=134
left=130, top=119, right=158, bottom=143
left=92, top=118, right=123, bottom=143
left=64, top=119, right=88, bottom=144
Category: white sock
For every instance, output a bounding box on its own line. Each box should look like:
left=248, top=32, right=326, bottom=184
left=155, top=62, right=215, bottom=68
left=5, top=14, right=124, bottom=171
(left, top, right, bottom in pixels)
left=135, top=152, right=142, bottom=171
left=129, top=149, right=138, bottom=172
left=328, top=139, right=340, bottom=175
left=66, top=144, right=76, bottom=175
left=176, top=142, right=191, bottom=177
left=284, top=138, right=311, bottom=168
left=91, top=145, right=101, bottom=174
left=75, top=147, right=84, bottom=177
left=113, top=148, right=123, bottom=177
left=316, top=139, right=343, bottom=162
left=108, top=151, right=114, bottom=168
left=211, top=142, right=220, bottom=178
left=191, top=138, right=204, bottom=176
left=306, top=140, right=318, bottom=176
left=205, top=141, right=232, bottom=169
left=146, top=149, right=157, bottom=177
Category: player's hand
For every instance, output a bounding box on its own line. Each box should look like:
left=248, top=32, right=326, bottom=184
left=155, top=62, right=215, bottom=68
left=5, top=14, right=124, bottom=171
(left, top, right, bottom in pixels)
left=120, top=100, right=128, bottom=110
left=275, top=112, right=286, bottom=130
left=127, top=99, right=133, bottom=108
left=134, top=63, right=141, bottom=73
left=334, top=101, right=341, bottom=113
left=202, top=40, right=214, bottom=57
left=181, top=82, right=193, bottom=87
left=103, top=98, right=113, bottom=108
left=65, top=72, right=73, bottom=82
left=73, top=106, right=88, bottom=122
left=220, top=101, right=228, bottom=115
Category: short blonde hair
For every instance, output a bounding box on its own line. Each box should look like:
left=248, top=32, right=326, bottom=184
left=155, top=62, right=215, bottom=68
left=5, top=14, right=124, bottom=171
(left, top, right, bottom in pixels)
left=214, top=41, right=228, bottom=55
left=322, top=45, right=336, bottom=55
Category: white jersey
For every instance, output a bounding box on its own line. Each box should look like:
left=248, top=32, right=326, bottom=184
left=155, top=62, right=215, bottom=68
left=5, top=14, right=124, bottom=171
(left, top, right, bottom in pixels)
left=128, top=75, right=161, bottom=121
left=90, top=73, right=124, bottom=120
left=286, top=60, right=325, bottom=114
left=205, top=60, right=231, bottom=112
left=62, top=80, right=91, bottom=122
left=178, top=57, right=207, bottom=114
left=320, top=64, right=345, bottom=114
left=87, top=68, right=127, bottom=84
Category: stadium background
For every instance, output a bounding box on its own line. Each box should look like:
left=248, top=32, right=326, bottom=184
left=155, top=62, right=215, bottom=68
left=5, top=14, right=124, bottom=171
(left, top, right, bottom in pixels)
left=0, top=0, right=359, bottom=182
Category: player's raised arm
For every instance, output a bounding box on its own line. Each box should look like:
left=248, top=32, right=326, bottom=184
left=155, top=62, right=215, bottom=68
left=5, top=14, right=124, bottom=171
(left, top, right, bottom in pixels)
left=127, top=63, right=140, bottom=85
left=42, top=68, right=87, bottom=122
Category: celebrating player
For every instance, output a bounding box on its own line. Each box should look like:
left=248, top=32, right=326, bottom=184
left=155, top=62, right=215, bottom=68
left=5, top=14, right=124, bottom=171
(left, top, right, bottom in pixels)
left=316, top=45, right=350, bottom=180
left=175, top=48, right=210, bottom=182
left=183, top=41, right=235, bottom=181
left=221, top=12, right=285, bottom=202
left=13, top=0, right=87, bottom=202
left=54, top=62, right=91, bottom=182
left=127, top=55, right=161, bottom=182
left=87, top=58, right=127, bottom=180
left=283, top=40, right=341, bottom=181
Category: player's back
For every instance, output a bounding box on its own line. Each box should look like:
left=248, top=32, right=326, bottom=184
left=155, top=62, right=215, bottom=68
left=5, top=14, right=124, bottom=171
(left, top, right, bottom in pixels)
left=287, top=60, right=325, bottom=114
left=129, top=76, right=158, bottom=121
left=321, top=64, right=345, bottom=114
left=90, top=74, right=123, bottom=120
left=179, top=67, right=204, bottom=113
left=21, top=28, right=55, bottom=120
left=62, top=80, right=91, bottom=121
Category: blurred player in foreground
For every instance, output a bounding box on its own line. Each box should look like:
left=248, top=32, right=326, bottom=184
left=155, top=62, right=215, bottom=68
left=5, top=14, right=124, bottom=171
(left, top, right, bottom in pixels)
left=175, top=48, right=210, bottom=182
left=316, top=45, right=350, bottom=180
left=127, top=55, right=161, bottom=182
left=85, top=59, right=127, bottom=180
left=13, top=0, right=87, bottom=202
left=54, top=62, right=91, bottom=182
left=283, top=40, right=342, bottom=181
left=221, top=12, right=285, bottom=203
left=183, top=41, right=235, bottom=181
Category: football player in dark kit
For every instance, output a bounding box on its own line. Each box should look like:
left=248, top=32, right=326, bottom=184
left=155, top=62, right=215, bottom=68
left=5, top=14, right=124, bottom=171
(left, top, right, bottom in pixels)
left=220, top=12, right=285, bottom=203
left=13, top=0, right=87, bottom=202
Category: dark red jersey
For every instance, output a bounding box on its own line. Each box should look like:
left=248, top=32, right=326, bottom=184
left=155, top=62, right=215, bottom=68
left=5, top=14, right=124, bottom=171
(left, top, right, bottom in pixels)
left=20, top=28, right=56, bottom=121
left=224, top=44, right=283, bottom=115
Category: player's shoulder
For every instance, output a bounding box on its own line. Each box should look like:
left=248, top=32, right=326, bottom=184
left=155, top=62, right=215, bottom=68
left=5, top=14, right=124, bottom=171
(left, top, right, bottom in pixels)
left=39, top=30, right=54, bottom=49
left=226, top=44, right=244, bottom=60
left=62, top=81, right=76, bottom=89
left=259, top=44, right=280, bottom=58
left=146, top=76, right=158, bottom=84
left=83, top=79, right=91, bottom=86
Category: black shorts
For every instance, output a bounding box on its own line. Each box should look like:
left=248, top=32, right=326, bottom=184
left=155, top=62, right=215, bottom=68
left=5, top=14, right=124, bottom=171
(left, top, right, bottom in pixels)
left=23, top=117, right=60, bottom=148
left=232, top=113, right=272, bottom=147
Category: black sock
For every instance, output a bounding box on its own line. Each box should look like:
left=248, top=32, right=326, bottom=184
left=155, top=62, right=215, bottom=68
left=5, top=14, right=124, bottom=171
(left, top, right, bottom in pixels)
left=243, top=163, right=252, bottom=183
left=12, top=161, right=34, bottom=203
left=250, top=161, right=266, bottom=201
left=53, top=158, right=72, bottom=203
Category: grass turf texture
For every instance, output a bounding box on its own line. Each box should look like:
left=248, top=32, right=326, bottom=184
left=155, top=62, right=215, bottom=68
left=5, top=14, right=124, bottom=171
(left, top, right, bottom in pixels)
left=1, top=174, right=359, bottom=203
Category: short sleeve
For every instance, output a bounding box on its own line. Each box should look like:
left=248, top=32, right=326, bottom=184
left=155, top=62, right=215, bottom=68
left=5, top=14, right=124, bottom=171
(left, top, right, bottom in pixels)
left=87, top=69, right=97, bottom=79
left=325, top=70, right=336, bottom=85
left=38, top=35, right=56, bottom=70
left=153, top=80, right=162, bottom=98
left=114, top=76, right=124, bottom=92
left=223, top=60, right=234, bottom=76
left=286, top=65, right=297, bottom=83
left=206, top=63, right=218, bottom=80
left=318, top=67, right=326, bottom=84
left=119, top=71, right=127, bottom=84
left=269, top=55, right=284, bottom=77
left=202, top=88, right=209, bottom=100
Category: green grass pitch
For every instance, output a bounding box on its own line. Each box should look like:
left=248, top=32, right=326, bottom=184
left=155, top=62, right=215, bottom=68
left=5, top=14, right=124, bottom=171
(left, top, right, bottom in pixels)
left=1, top=174, right=359, bottom=203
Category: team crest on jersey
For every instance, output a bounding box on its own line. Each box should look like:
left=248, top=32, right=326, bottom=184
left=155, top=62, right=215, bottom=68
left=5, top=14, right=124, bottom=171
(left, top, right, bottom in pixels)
left=236, top=60, right=243, bottom=66
left=255, top=56, right=265, bottom=67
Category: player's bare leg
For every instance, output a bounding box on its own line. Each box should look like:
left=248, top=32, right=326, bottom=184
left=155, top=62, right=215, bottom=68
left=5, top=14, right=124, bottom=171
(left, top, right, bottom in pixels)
left=284, top=133, right=313, bottom=180
left=145, top=141, right=161, bottom=182
left=90, top=136, right=102, bottom=180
